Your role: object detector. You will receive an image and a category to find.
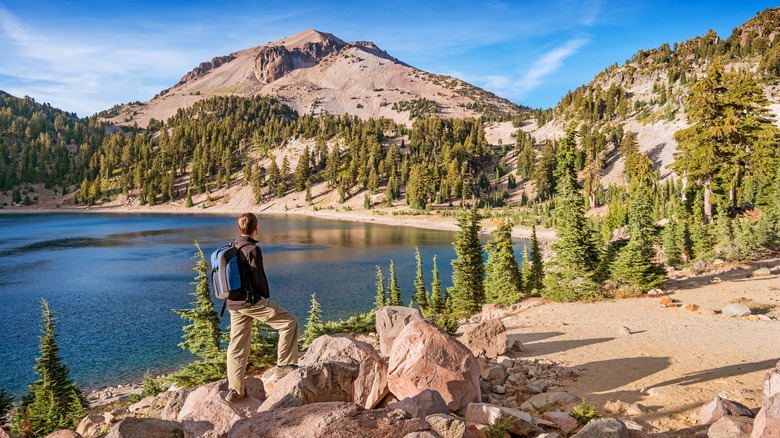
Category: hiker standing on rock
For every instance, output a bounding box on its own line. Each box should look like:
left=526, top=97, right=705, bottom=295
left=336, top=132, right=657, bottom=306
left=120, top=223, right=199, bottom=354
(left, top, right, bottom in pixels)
left=225, top=212, right=298, bottom=402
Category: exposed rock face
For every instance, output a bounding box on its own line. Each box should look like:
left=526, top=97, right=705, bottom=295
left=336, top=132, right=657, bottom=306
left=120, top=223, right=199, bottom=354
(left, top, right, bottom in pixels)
left=572, top=418, right=630, bottom=437
left=388, top=319, right=480, bottom=414
left=376, top=306, right=423, bottom=357
left=105, top=417, right=183, bottom=438
left=161, top=388, right=195, bottom=421
left=177, top=377, right=264, bottom=421
left=228, top=401, right=430, bottom=437
left=387, top=389, right=449, bottom=419
left=254, top=33, right=345, bottom=84
left=174, top=55, right=236, bottom=89
left=179, top=389, right=263, bottom=438
left=753, top=360, right=780, bottom=438
left=698, top=395, right=754, bottom=425
left=461, top=319, right=508, bottom=359
left=708, top=415, right=753, bottom=437
left=301, top=335, right=388, bottom=408
left=464, top=403, right=544, bottom=437
left=259, top=361, right=359, bottom=411
left=520, top=392, right=581, bottom=413
left=76, top=415, right=105, bottom=437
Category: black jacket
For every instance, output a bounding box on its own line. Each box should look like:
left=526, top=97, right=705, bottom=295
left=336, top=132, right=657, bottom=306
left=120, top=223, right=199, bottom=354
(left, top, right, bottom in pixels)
left=226, top=235, right=270, bottom=310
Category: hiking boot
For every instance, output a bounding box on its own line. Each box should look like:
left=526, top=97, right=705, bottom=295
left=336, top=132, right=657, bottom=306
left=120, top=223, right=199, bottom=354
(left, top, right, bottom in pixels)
left=225, top=389, right=249, bottom=403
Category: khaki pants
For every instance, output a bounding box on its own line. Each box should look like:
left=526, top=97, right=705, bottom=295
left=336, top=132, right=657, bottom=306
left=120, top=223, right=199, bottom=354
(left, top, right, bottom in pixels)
left=226, top=297, right=298, bottom=394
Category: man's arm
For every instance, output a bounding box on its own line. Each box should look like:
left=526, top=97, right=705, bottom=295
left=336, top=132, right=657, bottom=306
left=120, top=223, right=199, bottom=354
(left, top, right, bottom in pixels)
left=247, top=246, right=270, bottom=298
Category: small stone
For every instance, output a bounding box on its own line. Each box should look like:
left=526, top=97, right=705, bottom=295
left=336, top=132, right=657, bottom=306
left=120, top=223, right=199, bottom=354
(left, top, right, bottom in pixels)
left=693, top=260, right=707, bottom=272
left=647, top=289, right=664, bottom=297
left=722, top=303, right=751, bottom=318
left=493, top=385, right=506, bottom=394
left=699, top=307, right=717, bottom=316
left=618, top=326, right=631, bottom=336
left=659, top=297, right=673, bottom=305
left=685, top=304, right=700, bottom=312
left=753, top=266, right=772, bottom=276
left=668, top=303, right=680, bottom=308
left=743, top=315, right=761, bottom=321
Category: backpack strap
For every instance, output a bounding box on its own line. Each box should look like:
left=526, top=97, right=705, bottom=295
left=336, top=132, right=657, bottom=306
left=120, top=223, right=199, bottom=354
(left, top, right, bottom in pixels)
left=234, top=242, right=260, bottom=305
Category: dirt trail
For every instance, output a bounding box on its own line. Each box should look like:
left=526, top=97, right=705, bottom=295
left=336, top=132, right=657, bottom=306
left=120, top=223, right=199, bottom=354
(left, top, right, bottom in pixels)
left=504, top=258, right=780, bottom=433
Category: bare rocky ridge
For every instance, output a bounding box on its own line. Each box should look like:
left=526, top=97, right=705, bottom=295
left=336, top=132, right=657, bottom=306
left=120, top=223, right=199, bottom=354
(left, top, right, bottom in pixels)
left=104, top=29, right=519, bottom=128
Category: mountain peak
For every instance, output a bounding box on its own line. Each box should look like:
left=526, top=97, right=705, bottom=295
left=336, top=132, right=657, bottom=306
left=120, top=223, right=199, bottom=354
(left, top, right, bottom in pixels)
left=269, top=29, right=345, bottom=50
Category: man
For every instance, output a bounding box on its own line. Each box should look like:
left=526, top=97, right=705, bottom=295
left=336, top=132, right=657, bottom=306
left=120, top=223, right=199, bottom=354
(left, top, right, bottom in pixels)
left=225, top=212, right=298, bottom=403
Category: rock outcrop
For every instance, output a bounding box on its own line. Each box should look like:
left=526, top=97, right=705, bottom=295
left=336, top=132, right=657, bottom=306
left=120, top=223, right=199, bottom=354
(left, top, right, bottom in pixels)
left=698, top=395, right=754, bottom=425
left=104, top=417, right=183, bottom=438
left=376, top=306, right=423, bottom=357
left=259, top=361, right=359, bottom=411
left=460, top=319, right=508, bottom=359
left=387, top=319, right=480, bottom=414
left=387, top=389, right=450, bottom=419
left=301, top=335, right=388, bottom=408
left=752, top=360, right=780, bottom=437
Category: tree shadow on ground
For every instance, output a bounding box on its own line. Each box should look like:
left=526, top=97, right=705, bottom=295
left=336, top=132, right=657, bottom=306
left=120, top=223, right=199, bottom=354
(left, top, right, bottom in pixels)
left=504, top=331, right=564, bottom=344
left=646, top=358, right=777, bottom=389
left=511, top=334, right=614, bottom=356
left=670, top=258, right=779, bottom=291
left=572, top=357, right=672, bottom=400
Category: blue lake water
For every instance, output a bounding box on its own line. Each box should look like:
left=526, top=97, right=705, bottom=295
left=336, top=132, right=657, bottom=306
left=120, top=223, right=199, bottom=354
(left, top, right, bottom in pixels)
left=0, top=213, right=511, bottom=397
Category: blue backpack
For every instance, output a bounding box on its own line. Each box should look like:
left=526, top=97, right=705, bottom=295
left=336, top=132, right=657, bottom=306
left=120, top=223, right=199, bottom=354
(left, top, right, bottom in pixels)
left=210, top=243, right=252, bottom=315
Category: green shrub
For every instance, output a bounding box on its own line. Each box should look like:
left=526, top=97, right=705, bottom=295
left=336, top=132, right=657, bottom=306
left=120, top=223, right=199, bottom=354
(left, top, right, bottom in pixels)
left=572, top=398, right=600, bottom=424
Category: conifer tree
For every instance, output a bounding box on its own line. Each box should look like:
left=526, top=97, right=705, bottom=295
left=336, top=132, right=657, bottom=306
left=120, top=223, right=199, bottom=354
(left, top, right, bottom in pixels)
left=363, top=193, right=371, bottom=209
left=525, top=226, right=544, bottom=294
left=12, top=299, right=86, bottom=437
left=520, top=244, right=531, bottom=291
left=294, top=146, right=310, bottom=192
left=428, top=255, right=446, bottom=315
left=449, top=203, right=485, bottom=317
left=533, top=140, right=557, bottom=200
left=0, top=384, right=13, bottom=421
left=388, top=261, right=403, bottom=306
left=303, top=293, right=322, bottom=347
left=185, top=187, right=193, bottom=207
left=412, top=247, right=429, bottom=312
left=663, top=220, right=683, bottom=268
left=610, top=154, right=666, bottom=292
left=172, top=242, right=222, bottom=361
left=374, top=266, right=386, bottom=310
left=484, top=219, right=523, bottom=306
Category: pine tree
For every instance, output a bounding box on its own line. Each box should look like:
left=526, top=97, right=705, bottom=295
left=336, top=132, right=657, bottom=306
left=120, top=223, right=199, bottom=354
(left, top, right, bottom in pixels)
left=172, top=242, right=222, bottom=361
left=374, top=266, right=386, bottom=310
left=305, top=181, right=312, bottom=204
left=363, top=193, right=372, bottom=209
left=412, top=247, right=429, bottom=312
left=610, top=154, right=666, bottom=292
left=484, top=219, right=523, bottom=306
left=428, top=255, right=446, bottom=315
left=526, top=226, right=544, bottom=294
left=663, top=219, right=683, bottom=268
left=303, top=293, right=322, bottom=347
left=185, top=187, right=193, bottom=207
left=448, top=203, right=485, bottom=317
left=520, top=244, right=531, bottom=291
left=0, top=384, right=14, bottom=424
left=12, top=299, right=86, bottom=437
left=533, top=140, right=557, bottom=201
left=388, top=261, right=403, bottom=306
left=294, top=146, right=310, bottom=192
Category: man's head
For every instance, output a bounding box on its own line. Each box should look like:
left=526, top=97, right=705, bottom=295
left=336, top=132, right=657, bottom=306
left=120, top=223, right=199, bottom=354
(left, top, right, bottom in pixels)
left=238, top=213, right=258, bottom=237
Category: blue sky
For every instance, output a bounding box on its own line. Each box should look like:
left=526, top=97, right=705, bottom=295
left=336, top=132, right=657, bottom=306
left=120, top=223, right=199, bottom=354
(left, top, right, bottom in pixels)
left=0, top=0, right=776, bottom=117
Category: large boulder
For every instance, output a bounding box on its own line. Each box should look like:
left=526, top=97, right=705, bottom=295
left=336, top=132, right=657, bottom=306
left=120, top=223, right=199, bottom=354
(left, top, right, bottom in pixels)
left=105, top=417, right=183, bottom=438
left=259, top=361, right=359, bottom=411
left=301, top=335, right=388, bottom=408
left=464, top=403, right=544, bottom=437
left=228, top=401, right=430, bottom=437
left=572, top=418, right=629, bottom=438
left=426, top=414, right=467, bottom=438
left=161, top=387, right=195, bottom=421
left=76, top=415, right=105, bottom=438
left=177, top=377, right=264, bottom=421
left=460, top=319, right=508, bottom=359
left=388, top=319, right=480, bottom=414
left=179, top=389, right=263, bottom=438
left=698, top=395, right=754, bottom=425
left=708, top=416, right=753, bottom=438
left=388, top=389, right=450, bottom=419
left=376, top=306, right=423, bottom=357
left=753, top=360, right=780, bottom=438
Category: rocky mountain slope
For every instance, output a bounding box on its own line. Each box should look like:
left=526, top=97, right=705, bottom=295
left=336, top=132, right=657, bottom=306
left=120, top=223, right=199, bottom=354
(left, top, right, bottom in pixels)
left=103, top=29, right=523, bottom=128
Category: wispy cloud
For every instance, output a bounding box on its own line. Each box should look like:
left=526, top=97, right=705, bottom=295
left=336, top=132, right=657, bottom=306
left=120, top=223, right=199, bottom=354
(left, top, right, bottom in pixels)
left=458, top=37, right=589, bottom=102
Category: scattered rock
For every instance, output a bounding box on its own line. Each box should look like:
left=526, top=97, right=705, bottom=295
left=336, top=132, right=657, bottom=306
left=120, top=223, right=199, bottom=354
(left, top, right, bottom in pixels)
left=647, top=289, right=664, bottom=297
left=685, top=304, right=700, bottom=312
left=480, top=365, right=507, bottom=386
left=693, top=260, right=707, bottom=273
left=743, top=315, right=761, bottom=321
left=259, top=360, right=359, bottom=411
left=519, top=392, right=580, bottom=413
left=376, top=306, right=423, bottom=357
left=660, top=298, right=673, bottom=305
left=105, top=417, right=183, bottom=438
left=508, top=340, right=524, bottom=353
left=388, top=319, right=480, bottom=414
left=228, top=402, right=430, bottom=437
left=618, top=326, right=631, bottom=336
left=464, top=403, right=544, bottom=437
left=711, top=277, right=723, bottom=284
left=721, top=303, right=751, bottom=318
left=404, top=432, right=444, bottom=438
left=707, top=415, right=753, bottom=437
left=426, top=413, right=468, bottom=438
left=699, top=395, right=755, bottom=425
left=699, top=307, right=718, bottom=316
left=461, top=319, right=508, bottom=359
left=543, top=411, right=579, bottom=433
left=161, top=387, right=194, bottom=421
left=388, top=389, right=449, bottom=419
left=753, top=266, right=772, bottom=277
left=76, top=415, right=105, bottom=438
left=481, top=304, right=502, bottom=315
left=301, top=334, right=388, bottom=408
left=572, top=417, right=629, bottom=437
left=604, top=400, right=648, bottom=416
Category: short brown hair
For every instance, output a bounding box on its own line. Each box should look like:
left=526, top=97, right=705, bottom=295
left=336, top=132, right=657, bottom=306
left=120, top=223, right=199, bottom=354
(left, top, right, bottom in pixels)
left=238, top=213, right=258, bottom=235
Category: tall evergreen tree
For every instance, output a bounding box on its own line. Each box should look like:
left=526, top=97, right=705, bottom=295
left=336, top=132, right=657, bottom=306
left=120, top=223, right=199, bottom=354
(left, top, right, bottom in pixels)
left=663, top=219, right=683, bottom=268
left=0, top=384, right=13, bottom=422
left=172, top=242, right=222, bottom=361
left=484, top=219, right=523, bottom=306
left=412, top=247, right=429, bottom=311
left=448, top=203, right=485, bottom=317
left=374, top=266, right=386, bottom=310
left=294, top=146, right=310, bottom=192
left=533, top=140, right=557, bottom=201
left=428, top=255, right=446, bottom=315
left=12, top=299, right=86, bottom=437
left=525, top=226, right=545, bottom=294
left=388, top=261, right=403, bottom=306
left=303, top=293, right=322, bottom=347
